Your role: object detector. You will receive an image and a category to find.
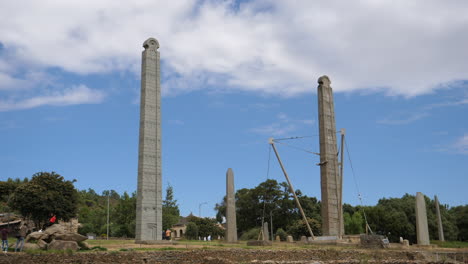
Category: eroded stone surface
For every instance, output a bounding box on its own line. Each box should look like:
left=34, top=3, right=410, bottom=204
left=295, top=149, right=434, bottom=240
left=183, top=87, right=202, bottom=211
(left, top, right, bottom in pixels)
left=136, top=37, right=163, bottom=242
left=317, top=75, right=343, bottom=237
left=415, top=192, right=430, bottom=245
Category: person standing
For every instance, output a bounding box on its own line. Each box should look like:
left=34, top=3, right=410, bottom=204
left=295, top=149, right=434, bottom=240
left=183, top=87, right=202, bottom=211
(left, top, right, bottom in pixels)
left=1, top=228, right=8, bottom=253
left=15, top=224, right=27, bottom=252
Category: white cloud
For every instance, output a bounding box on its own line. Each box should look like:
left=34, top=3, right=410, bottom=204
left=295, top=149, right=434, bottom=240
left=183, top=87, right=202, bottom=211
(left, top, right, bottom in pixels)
left=251, top=123, right=297, bottom=137
left=454, top=134, right=468, bottom=154
left=168, top=119, right=184, bottom=125
left=0, top=85, right=105, bottom=111
left=251, top=112, right=314, bottom=136
left=0, top=0, right=467, bottom=97
left=377, top=112, right=428, bottom=125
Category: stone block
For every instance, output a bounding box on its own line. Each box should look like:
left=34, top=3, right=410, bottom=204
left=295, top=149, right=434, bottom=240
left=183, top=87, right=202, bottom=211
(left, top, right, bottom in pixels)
left=48, top=240, right=79, bottom=251
left=23, top=242, right=40, bottom=250
left=37, top=239, right=47, bottom=250
left=55, top=233, right=87, bottom=242
left=360, top=234, right=388, bottom=248
left=286, top=236, right=294, bottom=243
left=44, top=224, right=65, bottom=236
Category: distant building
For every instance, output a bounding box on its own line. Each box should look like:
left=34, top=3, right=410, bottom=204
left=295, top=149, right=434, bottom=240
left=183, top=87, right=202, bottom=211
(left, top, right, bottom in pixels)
left=171, top=216, right=189, bottom=239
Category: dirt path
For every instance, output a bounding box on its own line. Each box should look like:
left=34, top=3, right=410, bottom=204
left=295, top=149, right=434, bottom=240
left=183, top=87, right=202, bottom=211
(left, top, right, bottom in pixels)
left=0, top=248, right=453, bottom=264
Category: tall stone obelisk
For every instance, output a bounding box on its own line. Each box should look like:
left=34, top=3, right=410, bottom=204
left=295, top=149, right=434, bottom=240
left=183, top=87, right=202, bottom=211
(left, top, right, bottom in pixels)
left=135, top=37, right=162, bottom=242
left=415, top=192, right=430, bottom=245
left=434, top=195, right=445, bottom=241
left=317, top=75, right=343, bottom=237
left=225, top=168, right=238, bottom=243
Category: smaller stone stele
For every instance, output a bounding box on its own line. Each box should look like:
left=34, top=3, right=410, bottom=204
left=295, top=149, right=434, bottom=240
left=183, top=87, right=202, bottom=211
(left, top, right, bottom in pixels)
left=286, top=236, right=294, bottom=243
left=275, top=235, right=281, bottom=242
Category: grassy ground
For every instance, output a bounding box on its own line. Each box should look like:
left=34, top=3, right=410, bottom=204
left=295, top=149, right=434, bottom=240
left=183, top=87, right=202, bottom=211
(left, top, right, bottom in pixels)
left=431, top=240, right=468, bottom=248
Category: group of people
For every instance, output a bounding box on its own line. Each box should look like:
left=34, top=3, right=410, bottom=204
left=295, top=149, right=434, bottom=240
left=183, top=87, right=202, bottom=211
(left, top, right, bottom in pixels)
left=1, top=223, right=28, bottom=253
left=1, top=213, right=56, bottom=253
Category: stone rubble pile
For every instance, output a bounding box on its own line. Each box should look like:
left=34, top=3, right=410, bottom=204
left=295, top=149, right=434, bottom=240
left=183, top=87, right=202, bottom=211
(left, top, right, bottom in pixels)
left=24, top=224, right=88, bottom=251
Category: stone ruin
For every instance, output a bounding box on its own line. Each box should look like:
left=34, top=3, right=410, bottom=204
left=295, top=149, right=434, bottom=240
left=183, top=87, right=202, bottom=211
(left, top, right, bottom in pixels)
left=24, top=224, right=88, bottom=251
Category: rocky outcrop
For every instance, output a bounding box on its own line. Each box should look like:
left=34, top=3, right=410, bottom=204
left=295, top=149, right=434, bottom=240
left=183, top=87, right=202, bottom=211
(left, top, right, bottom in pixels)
left=24, top=224, right=87, bottom=251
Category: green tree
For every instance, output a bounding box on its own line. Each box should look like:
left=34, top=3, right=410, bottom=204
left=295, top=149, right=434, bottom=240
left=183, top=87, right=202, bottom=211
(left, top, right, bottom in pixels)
left=344, top=211, right=364, bottom=234
left=9, top=172, right=78, bottom=227
left=286, top=217, right=321, bottom=240
left=215, top=179, right=321, bottom=237
left=186, top=215, right=224, bottom=238
left=111, top=191, right=136, bottom=237
left=185, top=222, right=199, bottom=240
left=162, top=185, right=180, bottom=230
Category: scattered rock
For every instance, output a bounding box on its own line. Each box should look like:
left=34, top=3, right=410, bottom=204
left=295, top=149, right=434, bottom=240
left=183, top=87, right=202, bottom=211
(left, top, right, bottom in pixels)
left=37, top=239, right=47, bottom=250
left=48, top=240, right=79, bottom=251
left=44, top=224, right=66, bottom=236
left=26, top=231, right=48, bottom=242
left=22, top=242, right=40, bottom=250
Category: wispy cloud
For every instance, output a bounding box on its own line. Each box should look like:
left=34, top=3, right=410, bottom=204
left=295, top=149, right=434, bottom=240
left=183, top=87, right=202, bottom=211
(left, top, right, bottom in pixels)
left=1, top=1, right=468, bottom=97
left=379, top=92, right=468, bottom=125
left=377, top=112, right=429, bottom=125
left=168, top=119, right=184, bottom=125
left=251, top=123, right=297, bottom=137
left=251, top=113, right=315, bottom=136
left=453, top=134, right=468, bottom=154
left=0, top=85, right=105, bottom=111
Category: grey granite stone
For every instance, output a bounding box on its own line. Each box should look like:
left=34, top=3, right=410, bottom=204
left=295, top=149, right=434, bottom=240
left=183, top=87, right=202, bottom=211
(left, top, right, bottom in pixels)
left=415, top=192, right=430, bottom=245
left=263, top=222, right=270, bottom=241
left=225, top=168, right=238, bottom=243
left=317, top=75, right=343, bottom=237
left=136, top=37, right=162, bottom=242
left=435, top=195, right=445, bottom=241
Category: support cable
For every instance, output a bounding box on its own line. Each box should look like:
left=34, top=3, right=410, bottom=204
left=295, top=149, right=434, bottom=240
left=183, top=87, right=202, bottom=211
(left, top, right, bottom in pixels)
left=344, top=138, right=373, bottom=234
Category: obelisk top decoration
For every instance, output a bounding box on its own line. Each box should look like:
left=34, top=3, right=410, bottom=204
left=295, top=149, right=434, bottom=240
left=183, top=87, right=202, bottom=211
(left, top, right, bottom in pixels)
left=143, top=37, right=160, bottom=50
left=318, top=75, right=331, bottom=86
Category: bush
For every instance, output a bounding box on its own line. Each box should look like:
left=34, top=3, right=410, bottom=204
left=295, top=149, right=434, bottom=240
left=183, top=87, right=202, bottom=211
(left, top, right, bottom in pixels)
left=275, top=228, right=287, bottom=241
left=185, top=222, right=199, bottom=240
left=239, top=227, right=261, bottom=241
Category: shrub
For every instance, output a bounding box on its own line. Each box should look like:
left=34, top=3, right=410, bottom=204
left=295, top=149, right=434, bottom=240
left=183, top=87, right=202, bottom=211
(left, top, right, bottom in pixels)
left=275, top=228, right=287, bottom=241
left=239, top=227, right=261, bottom=241
left=185, top=222, right=199, bottom=240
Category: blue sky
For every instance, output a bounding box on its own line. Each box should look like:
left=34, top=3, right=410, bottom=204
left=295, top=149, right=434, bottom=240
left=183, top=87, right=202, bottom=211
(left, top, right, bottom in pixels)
left=0, top=0, right=467, bottom=217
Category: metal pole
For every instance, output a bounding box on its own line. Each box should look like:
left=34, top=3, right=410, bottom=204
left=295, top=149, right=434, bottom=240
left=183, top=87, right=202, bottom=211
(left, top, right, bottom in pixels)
left=270, top=212, right=273, bottom=241
left=339, top=128, right=345, bottom=238
left=269, top=138, right=315, bottom=240
left=107, top=192, right=110, bottom=240
left=199, top=202, right=207, bottom=217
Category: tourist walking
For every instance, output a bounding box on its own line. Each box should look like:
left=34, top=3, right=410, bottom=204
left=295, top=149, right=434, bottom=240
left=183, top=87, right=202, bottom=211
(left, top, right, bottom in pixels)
left=1, top=228, right=8, bottom=253
left=14, top=223, right=27, bottom=252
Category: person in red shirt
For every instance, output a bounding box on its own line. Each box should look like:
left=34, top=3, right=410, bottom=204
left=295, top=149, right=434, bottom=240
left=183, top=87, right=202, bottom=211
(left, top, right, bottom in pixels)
left=49, top=214, right=56, bottom=225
